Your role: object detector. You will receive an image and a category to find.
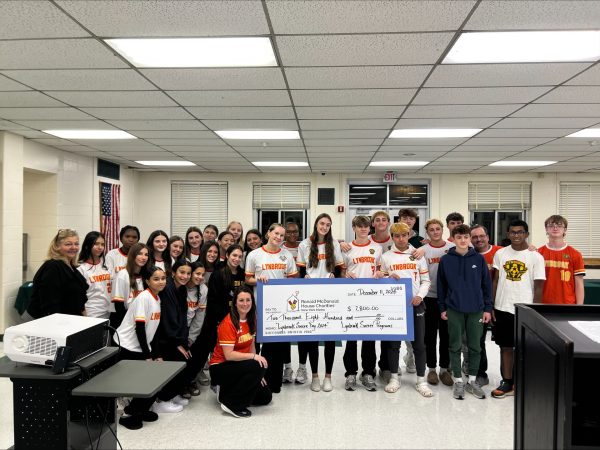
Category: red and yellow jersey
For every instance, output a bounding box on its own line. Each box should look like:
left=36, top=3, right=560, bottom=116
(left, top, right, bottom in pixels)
left=538, top=244, right=585, bottom=304
left=210, top=315, right=254, bottom=365
left=481, top=245, right=503, bottom=275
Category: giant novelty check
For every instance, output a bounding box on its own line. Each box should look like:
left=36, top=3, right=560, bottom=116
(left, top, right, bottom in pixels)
left=257, top=278, right=414, bottom=343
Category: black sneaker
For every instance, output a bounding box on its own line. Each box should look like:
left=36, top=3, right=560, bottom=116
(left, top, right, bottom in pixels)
left=119, top=414, right=143, bottom=430
left=220, top=403, right=252, bottom=418
left=491, top=381, right=514, bottom=398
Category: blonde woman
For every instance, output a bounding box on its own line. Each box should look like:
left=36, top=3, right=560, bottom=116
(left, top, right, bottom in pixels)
left=226, top=221, right=244, bottom=246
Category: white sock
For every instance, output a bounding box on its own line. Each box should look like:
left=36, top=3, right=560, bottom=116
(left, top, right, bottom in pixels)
left=453, top=376, right=463, bottom=383
left=390, top=373, right=399, bottom=381
left=428, top=367, right=436, bottom=373
left=416, top=376, right=426, bottom=384
left=469, top=375, right=476, bottom=383
left=284, top=363, right=292, bottom=369
left=298, top=363, right=306, bottom=369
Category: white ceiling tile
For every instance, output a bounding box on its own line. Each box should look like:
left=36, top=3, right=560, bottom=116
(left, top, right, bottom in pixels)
left=382, top=138, right=467, bottom=146
left=536, top=86, right=600, bottom=103
left=395, top=118, right=499, bottom=128
left=49, top=91, right=177, bottom=107
left=52, top=145, right=97, bottom=152
left=141, top=68, right=286, bottom=90
left=291, top=89, right=415, bottom=106
left=466, top=0, right=600, bottom=30
left=187, top=106, right=295, bottom=120
left=543, top=139, right=600, bottom=146
left=29, top=138, right=85, bottom=147
left=566, top=64, right=600, bottom=86
left=0, top=74, right=30, bottom=91
left=160, top=145, right=230, bottom=152
left=228, top=139, right=302, bottom=147
left=379, top=145, right=456, bottom=151
left=376, top=151, right=448, bottom=159
left=1, top=69, right=155, bottom=91
left=450, top=147, right=525, bottom=154
left=493, top=118, right=600, bottom=128
left=285, top=66, right=431, bottom=89
left=106, top=120, right=206, bottom=131
left=0, top=39, right=127, bottom=70
left=520, top=149, right=592, bottom=157
left=129, top=130, right=216, bottom=139
left=233, top=152, right=281, bottom=158
left=300, top=119, right=395, bottom=130
left=426, top=63, right=591, bottom=87
left=512, top=104, right=600, bottom=118
left=565, top=152, right=600, bottom=161
left=413, top=87, right=551, bottom=104
left=86, top=141, right=162, bottom=149
left=302, top=130, right=390, bottom=139
left=277, top=33, right=453, bottom=66
left=14, top=120, right=114, bottom=130
left=403, top=104, right=522, bottom=118
left=170, top=148, right=238, bottom=157
left=167, top=90, right=291, bottom=107
left=202, top=119, right=298, bottom=130
left=462, top=137, right=552, bottom=146
left=58, top=0, right=268, bottom=36
left=435, top=154, right=505, bottom=162
left=0, top=107, right=93, bottom=120
left=267, top=1, right=475, bottom=33
left=234, top=147, right=303, bottom=153
left=304, top=139, right=383, bottom=146
left=145, top=139, right=225, bottom=146
left=306, top=146, right=379, bottom=153
left=11, top=130, right=55, bottom=139
left=0, top=92, right=65, bottom=107
left=81, top=107, right=193, bottom=120
left=476, top=128, right=578, bottom=138
left=296, top=106, right=404, bottom=120
left=0, top=1, right=90, bottom=39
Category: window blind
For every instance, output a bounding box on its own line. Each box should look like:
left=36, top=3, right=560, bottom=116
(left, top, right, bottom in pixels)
left=253, top=183, right=310, bottom=209
left=171, top=182, right=228, bottom=237
left=468, top=182, right=531, bottom=210
left=559, top=183, right=600, bottom=258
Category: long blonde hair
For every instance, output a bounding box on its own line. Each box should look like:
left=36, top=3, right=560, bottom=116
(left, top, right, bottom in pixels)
left=47, top=229, right=79, bottom=267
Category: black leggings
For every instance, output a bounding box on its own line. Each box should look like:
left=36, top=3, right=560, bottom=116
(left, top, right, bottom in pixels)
left=118, top=348, right=156, bottom=414
left=424, top=297, right=450, bottom=369
left=298, top=341, right=336, bottom=374
left=157, top=345, right=194, bottom=401
left=260, top=342, right=288, bottom=392
left=209, top=360, right=272, bottom=412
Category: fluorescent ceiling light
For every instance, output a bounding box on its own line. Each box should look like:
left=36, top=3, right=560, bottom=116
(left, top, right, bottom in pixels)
left=350, top=192, right=375, bottom=195
left=389, top=129, right=481, bottom=138
left=353, top=186, right=386, bottom=189
left=136, top=160, right=196, bottom=166
left=105, top=37, right=277, bottom=68
left=350, top=198, right=369, bottom=200
left=444, top=31, right=600, bottom=64
left=566, top=128, right=600, bottom=138
left=370, top=161, right=429, bottom=167
left=252, top=161, right=308, bottom=167
left=489, top=161, right=556, bottom=167
left=43, top=130, right=136, bottom=139
left=216, top=130, right=300, bottom=140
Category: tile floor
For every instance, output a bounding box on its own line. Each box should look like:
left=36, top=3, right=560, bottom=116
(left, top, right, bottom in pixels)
left=0, top=338, right=513, bottom=449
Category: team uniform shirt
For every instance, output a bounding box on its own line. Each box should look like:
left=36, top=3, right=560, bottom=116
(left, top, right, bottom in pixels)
left=77, top=261, right=112, bottom=319
left=481, top=245, right=503, bottom=275
left=493, top=247, right=546, bottom=315
left=111, top=268, right=144, bottom=312
left=381, top=245, right=431, bottom=299
left=153, top=259, right=165, bottom=271
left=245, top=246, right=298, bottom=283
left=187, top=283, right=208, bottom=344
left=296, top=238, right=345, bottom=278
left=343, top=240, right=382, bottom=279
left=209, top=316, right=254, bottom=365
left=105, top=248, right=127, bottom=277
left=422, top=241, right=455, bottom=298
left=538, top=244, right=586, bottom=304
left=188, top=252, right=200, bottom=263
left=114, top=289, right=161, bottom=353
left=282, top=242, right=299, bottom=261
left=368, top=234, right=393, bottom=252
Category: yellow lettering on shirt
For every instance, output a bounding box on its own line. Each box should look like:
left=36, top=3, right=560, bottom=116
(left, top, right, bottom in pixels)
left=89, top=273, right=111, bottom=283
left=238, top=332, right=253, bottom=343
left=150, top=312, right=161, bottom=321
left=262, top=263, right=287, bottom=270
left=545, top=260, right=569, bottom=269
left=352, top=256, right=375, bottom=264
left=390, top=263, right=417, bottom=271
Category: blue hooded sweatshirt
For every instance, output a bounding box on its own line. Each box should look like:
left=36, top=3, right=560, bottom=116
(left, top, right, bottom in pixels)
left=437, top=247, right=492, bottom=314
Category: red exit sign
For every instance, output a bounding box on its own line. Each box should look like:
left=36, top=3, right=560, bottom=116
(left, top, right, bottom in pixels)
left=383, top=171, right=396, bottom=183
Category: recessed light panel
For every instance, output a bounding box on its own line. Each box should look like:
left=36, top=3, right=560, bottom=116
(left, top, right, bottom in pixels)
left=567, top=128, right=600, bottom=138
left=389, top=129, right=481, bottom=138
left=43, top=130, right=136, bottom=139
left=136, top=161, right=196, bottom=166
left=489, top=161, right=556, bottom=167
left=252, top=161, right=308, bottom=167
left=369, top=161, right=429, bottom=167
left=216, top=130, right=300, bottom=140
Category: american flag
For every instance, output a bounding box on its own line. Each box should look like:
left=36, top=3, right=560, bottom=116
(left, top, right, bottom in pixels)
left=100, top=182, right=120, bottom=251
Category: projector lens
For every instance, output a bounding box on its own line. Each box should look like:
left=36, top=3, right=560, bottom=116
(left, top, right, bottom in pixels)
left=13, top=335, right=29, bottom=352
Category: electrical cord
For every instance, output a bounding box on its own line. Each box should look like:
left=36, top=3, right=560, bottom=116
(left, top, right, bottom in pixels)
left=94, top=399, right=123, bottom=450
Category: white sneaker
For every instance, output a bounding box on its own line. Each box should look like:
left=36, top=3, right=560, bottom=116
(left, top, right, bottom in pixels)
left=310, top=376, right=321, bottom=392
left=295, top=366, right=307, bottom=384
left=282, top=366, right=294, bottom=383
left=172, top=395, right=189, bottom=406
left=151, top=400, right=183, bottom=414
left=322, top=377, right=333, bottom=392
left=385, top=378, right=401, bottom=393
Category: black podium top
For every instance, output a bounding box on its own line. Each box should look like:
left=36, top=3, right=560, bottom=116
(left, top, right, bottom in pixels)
left=0, top=347, right=118, bottom=380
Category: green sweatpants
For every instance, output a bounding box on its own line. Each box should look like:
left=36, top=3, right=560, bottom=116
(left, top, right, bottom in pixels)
left=447, top=308, right=484, bottom=378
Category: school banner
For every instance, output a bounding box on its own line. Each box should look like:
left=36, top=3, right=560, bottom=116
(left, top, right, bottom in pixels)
left=257, top=278, right=414, bottom=343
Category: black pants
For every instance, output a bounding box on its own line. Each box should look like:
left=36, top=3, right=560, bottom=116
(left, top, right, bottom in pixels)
left=210, top=360, right=272, bottom=412
left=118, top=347, right=156, bottom=414
left=424, top=297, right=450, bottom=369
left=478, top=324, right=488, bottom=376
left=343, top=341, right=376, bottom=377
left=157, top=345, right=194, bottom=401
left=189, top=318, right=218, bottom=379
left=298, top=341, right=336, bottom=374
left=283, top=342, right=291, bottom=365
left=260, top=342, right=288, bottom=392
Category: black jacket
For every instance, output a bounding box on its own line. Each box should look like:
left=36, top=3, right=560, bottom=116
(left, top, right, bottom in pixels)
left=156, top=277, right=189, bottom=351
left=205, top=268, right=246, bottom=325
left=27, top=259, right=88, bottom=319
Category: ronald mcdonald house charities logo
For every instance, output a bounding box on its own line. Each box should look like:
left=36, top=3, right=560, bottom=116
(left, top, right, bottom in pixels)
left=286, top=290, right=301, bottom=312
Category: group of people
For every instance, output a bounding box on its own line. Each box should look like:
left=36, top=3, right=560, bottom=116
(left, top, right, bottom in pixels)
left=24, top=208, right=584, bottom=424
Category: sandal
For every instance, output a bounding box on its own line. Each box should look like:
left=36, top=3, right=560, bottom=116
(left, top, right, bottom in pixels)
left=384, top=378, right=401, bottom=393
left=416, top=381, right=434, bottom=397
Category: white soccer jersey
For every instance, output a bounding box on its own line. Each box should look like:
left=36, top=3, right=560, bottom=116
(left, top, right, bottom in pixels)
left=245, top=246, right=298, bottom=280
left=343, top=241, right=382, bottom=279
left=493, top=246, right=546, bottom=315
left=111, top=268, right=144, bottom=312
left=105, top=248, right=127, bottom=277
left=77, top=261, right=112, bottom=319
left=368, top=234, right=393, bottom=252
left=114, top=289, right=161, bottom=353
left=381, top=246, right=431, bottom=299
left=296, top=238, right=345, bottom=278
left=153, top=259, right=165, bottom=270
left=422, top=241, right=455, bottom=298
left=189, top=253, right=200, bottom=263
left=282, top=243, right=299, bottom=261
left=187, top=284, right=208, bottom=344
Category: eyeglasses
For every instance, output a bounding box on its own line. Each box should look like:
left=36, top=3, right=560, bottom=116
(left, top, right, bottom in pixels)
left=508, top=230, right=526, bottom=236
left=546, top=223, right=565, bottom=229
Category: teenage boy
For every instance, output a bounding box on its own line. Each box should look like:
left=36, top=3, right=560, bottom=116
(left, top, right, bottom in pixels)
left=538, top=215, right=585, bottom=305
left=282, top=221, right=300, bottom=384
left=470, top=224, right=503, bottom=387
left=342, top=215, right=383, bottom=392
left=445, top=212, right=464, bottom=242
left=422, top=219, right=455, bottom=387
left=380, top=222, right=432, bottom=397
left=438, top=224, right=492, bottom=400
left=369, top=210, right=393, bottom=251
left=491, top=220, right=545, bottom=399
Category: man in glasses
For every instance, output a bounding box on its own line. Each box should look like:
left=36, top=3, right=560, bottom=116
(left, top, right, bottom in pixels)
left=491, top=220, right=545, bottom=399
left=537, top=215, right=585, bottom=305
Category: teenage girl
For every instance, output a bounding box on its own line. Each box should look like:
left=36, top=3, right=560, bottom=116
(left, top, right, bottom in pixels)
left=110, top=243, right=150, bottom=330
left=169, top=235, right=185, bottom=265
left=115, top=266, right=167, bottom=429
left=184, top=226, right=203, bottom=262
left=146, top=230, right=171, bottom=274
left=203, top=225, right=219, bottom=243
left=186, top=261, right=208, bottom=393
left=105, top=225, right=140, bottom=277
left=77, top=231, right=111, bottom=319
left=226, top=221, right=244, bottom=245
left=242, top=229, right=263, bottom=269
left=199, top=240, right=220, bottom=284
left=218, top=231, right=235, bottom=264
left=296, top=214, right=345, bottom=392
left=245, top=223, right=298, bottom=393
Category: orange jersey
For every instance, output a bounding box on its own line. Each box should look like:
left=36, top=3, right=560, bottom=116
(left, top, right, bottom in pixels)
left=210, top=315, right=254, bottom=365
left=481, top=245, right=503, bottom=275
left=538, top=245, right=585, bottom=304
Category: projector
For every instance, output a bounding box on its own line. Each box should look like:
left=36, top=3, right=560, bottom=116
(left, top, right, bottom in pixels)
left=4, top=314, right=109, bottom=366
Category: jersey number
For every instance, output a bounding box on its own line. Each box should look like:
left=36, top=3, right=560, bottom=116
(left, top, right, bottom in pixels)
left=560, top=269, right=571, bottom=282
